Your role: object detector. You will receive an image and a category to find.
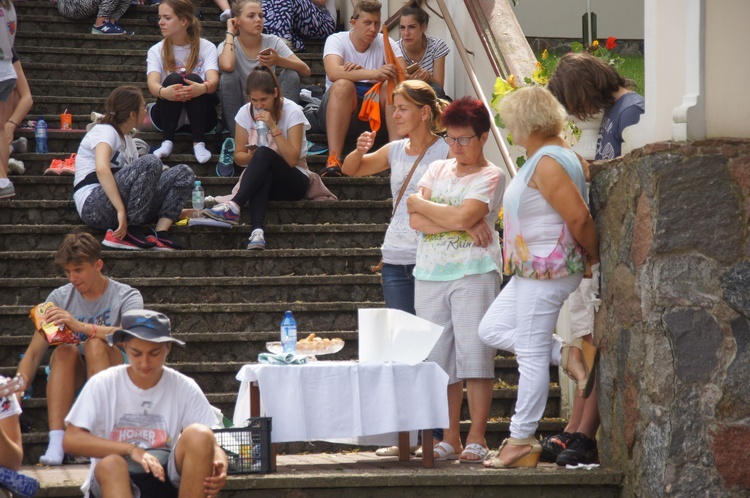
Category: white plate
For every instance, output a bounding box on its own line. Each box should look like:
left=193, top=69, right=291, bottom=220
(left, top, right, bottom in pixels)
left=265, top=340, right=344, bottom=357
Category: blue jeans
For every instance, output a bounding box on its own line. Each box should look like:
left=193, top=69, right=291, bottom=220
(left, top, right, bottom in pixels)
left=380, top=262, right=444, bottom=442
left=381, top=263, right=416, bottom=314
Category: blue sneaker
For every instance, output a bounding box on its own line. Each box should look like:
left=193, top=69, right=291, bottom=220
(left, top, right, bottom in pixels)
left=91, top=21, right=132, bottom=35
left=306, top=140, right=328, bottom=156
left=247, top=229, right=265, bottom=250
left=216, top=137, right=235, bottom=177
left=0, top=466, right=40, bottom=498
left=203, top=201, right=240, bottom=225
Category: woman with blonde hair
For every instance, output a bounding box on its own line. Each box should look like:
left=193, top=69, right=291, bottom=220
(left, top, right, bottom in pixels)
left=479, top=86, right=599, bottom=469
left=343, top=79, right=450, bottom=457
left=146, top=0, right=219, bottom=163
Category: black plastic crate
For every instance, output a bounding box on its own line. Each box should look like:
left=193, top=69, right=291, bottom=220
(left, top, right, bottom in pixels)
left=213, top=417, right=273, bottom=474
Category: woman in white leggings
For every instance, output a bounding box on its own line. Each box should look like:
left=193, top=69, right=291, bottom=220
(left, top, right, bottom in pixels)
left=479, top=86, right=600, bottom=469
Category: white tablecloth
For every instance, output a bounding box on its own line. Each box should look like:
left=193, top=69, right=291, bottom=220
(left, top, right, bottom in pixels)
left=233, top=361, right=449, bottom=444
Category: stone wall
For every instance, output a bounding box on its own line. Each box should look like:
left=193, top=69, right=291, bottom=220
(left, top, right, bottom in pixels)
left=590, top=139, right=750, bottom=497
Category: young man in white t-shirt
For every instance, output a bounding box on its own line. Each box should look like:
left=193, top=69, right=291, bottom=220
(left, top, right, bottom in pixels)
left=15, top=232, right=144, bottom=467
left=64, top=310, right=228, bottom=498
left=316, top=0, right=405, bottom=176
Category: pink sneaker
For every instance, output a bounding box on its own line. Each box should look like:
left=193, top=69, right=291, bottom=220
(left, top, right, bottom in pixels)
left=102, top=229, right=142, bottom=250
left=44, top=158, right=65, bottom=176
left=60, top=153, right=76, bottom=175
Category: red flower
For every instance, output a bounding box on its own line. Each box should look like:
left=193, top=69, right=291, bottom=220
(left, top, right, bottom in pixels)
left=605, top=37, right=617, bottom=51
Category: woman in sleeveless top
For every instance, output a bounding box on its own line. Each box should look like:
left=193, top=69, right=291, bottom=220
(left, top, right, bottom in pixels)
left=478, top=86, right=599, bottom=469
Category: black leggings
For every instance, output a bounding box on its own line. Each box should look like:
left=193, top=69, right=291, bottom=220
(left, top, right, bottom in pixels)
left=151, top=72, right=219, bottom=142
left=231, top=147, right=309, bottom=230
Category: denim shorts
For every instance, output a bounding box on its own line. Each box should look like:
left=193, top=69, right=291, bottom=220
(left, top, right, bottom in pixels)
left=0, top=78, right=17, bottom=102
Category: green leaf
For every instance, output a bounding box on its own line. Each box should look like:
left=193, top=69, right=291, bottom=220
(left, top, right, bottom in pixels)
left=516, top=156, right=526, bottom=168
left=571, top=41, right=583, bottom=53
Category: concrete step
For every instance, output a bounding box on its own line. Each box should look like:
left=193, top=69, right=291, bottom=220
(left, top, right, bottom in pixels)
left=0, top=223, right=388, bottom=251
left=19, top=49, right=327, bottom=81
left=6, top=175, right=391, bottom=201
left=0, top=300, right=385, bottom=335
left=13, top=129, right=337, bottom=156
left=20, top=458, right=622, bottom=498
left=19, top=417, right=570, bottom=468
left=0, top=274, right=384, bottom=305
left=0, top=247, right=382, bottom=279
left=0, top=199, right=391, bottom=225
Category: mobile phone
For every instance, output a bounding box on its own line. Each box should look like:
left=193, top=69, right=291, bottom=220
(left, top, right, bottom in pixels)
left=259, top=48, right=272, bottom=56
left=246, top=144, right=258, bottom=151
left=406, top=63, right=419, bottom=75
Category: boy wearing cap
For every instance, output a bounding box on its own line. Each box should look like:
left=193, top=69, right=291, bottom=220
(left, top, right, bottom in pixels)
left=15, top=231, right=143, bottom=466
left=63, top=309, right=228, bottom=498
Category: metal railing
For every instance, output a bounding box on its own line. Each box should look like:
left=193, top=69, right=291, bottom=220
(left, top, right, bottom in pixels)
left=432, top=0, right=517, bottom=178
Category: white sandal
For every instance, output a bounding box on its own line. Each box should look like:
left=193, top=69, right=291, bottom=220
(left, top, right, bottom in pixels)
left=433, top=441, right=460, bottom=461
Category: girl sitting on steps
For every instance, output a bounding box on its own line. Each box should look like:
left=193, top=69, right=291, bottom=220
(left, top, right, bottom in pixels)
left=146, top=0, right=219, bottom=164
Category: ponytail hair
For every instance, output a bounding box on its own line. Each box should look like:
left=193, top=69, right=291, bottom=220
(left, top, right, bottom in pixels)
left=160, top=0, right=202, bottom=73
left=99, top=85, right=144, bottom=138
left=246, top=66, right=283, bottom=121
left=392, top=80, right=447, bottom=134
left=401, top=0, right=429, bottom=26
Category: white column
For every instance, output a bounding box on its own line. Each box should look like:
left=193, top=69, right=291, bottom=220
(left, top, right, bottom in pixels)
left=672, top=0, right=706, bottom=141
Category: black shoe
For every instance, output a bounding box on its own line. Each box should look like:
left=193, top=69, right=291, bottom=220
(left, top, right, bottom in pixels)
left=540, top=431, right=573, bottom=463
left=556, top=432, right=599, bottom=466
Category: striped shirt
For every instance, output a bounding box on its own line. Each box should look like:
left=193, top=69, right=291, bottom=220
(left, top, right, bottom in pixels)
left=397, top=35, right=450, bottom=76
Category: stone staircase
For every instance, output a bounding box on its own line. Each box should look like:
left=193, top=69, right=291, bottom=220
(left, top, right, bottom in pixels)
left=0, top=1, right=616, bottom=495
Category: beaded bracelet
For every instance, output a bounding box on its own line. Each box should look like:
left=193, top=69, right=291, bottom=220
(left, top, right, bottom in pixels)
left=90, top=324, right=98, bottom=338
left=271, top=129, right=283, bottom=138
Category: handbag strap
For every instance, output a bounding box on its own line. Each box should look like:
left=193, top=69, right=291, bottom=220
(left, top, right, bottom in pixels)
left=391, top=135, right=440, bottom=217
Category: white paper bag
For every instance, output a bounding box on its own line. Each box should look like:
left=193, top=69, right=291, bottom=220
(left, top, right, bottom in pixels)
left=358, top=309, right=443, bottom=365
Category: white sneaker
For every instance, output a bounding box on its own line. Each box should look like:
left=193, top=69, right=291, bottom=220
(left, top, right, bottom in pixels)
left=8, top=158, right=25, bottom=175
left=247, top=229, right=265, bottom=250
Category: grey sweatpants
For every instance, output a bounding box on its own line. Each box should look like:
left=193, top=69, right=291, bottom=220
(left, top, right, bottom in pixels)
left=57, top=0, right=131, bottom=21
left=79, top=154, right=194, bottom=231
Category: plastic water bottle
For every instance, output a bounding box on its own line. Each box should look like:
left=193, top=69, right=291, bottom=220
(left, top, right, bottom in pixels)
left=280, top=311, right=297, bottom=353
left=35, top=116, right=48, bottom=153
left=19, top=354, right=32, bottom=400
left=192, top=180, right=204, bottom=210
left=256, top=115, right=269, bottom=148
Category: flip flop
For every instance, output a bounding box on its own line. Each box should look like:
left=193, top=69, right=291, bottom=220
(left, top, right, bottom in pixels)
left=460, top=443, right=489, bottom=463
left=433, top=441, right=460, bottom=461
left=0, top=467, right=40, bottom=498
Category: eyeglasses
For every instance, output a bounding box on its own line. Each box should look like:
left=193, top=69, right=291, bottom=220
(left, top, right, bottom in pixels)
left=443, top=135, right=477, bottom=146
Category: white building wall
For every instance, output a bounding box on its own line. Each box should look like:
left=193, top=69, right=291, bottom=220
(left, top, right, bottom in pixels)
left=511, top=0, right=644, bottom=39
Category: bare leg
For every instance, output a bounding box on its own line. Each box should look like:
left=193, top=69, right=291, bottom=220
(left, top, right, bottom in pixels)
left=576, top=382, right=600, bottom=439
left=155, top=218, right=174, bottom=232
left=324, top=80, right=357, bottom=158
left=84, top=339, right=124, bottom=378
left=0, top=101, right=11, bottom=180
left=94, top=455, right=134, bottom=498
left=563, top=389, right=586, bottom=433
left=461, top=378, right=493, bottom=460
left=434, top=381, right=464, bottom=458
left=41, top=345, right=86, bottom=465
left=0, top=415, right=23, bottom=470
left=47, top=345, right=86, bottom=431
left=174, top=424, right=216, bottom=498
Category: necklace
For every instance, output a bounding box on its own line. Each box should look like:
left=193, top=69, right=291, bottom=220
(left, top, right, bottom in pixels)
left=453, top=163, right=482, bottom=178
left=402, top=36, right=426, bottom=64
